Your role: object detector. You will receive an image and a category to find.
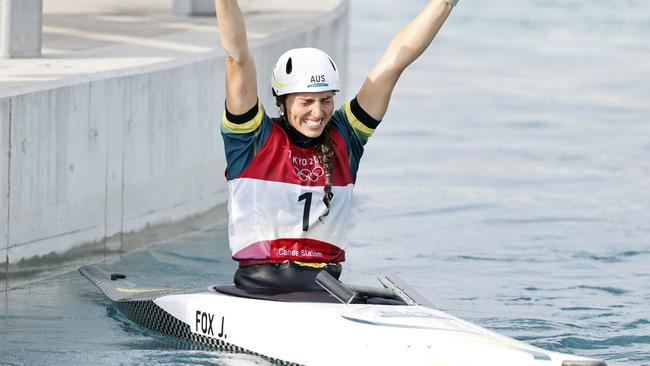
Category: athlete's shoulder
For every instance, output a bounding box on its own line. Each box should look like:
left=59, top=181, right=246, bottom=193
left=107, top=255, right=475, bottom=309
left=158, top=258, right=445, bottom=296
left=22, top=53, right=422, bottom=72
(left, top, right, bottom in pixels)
left=221, top=100, right=276, bottom=180
left=222, top=100, right=270, bottom=134
left=331, top=97, right=381, bottom=145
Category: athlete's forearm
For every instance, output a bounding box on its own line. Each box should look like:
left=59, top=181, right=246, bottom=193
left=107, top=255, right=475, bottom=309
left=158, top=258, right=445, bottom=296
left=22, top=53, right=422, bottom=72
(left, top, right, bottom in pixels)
left=357, top=0, right=456, bottom=120
left=215, top=0, right=258, bottom=114
left=375, top=0, right=454, bottom=76
left=215, top=0, right=251, bottom=62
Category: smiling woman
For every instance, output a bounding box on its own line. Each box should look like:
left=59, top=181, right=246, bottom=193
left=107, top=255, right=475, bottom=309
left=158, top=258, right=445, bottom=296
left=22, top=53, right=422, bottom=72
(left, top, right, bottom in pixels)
left=215, top=0, right=456, bottom=290
left=281, top=92, right=335, bottom=138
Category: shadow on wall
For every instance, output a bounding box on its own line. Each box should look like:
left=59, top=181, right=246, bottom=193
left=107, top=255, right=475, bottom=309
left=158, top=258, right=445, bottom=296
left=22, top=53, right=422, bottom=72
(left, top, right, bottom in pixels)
left=0, top=204, right=228, bottom=290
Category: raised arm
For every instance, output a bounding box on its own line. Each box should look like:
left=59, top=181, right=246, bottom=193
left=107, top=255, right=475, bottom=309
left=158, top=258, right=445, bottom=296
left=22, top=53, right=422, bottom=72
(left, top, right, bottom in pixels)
left=357, top=0, right=457, bottom=121
left=215, top=0, right=258, bottom=114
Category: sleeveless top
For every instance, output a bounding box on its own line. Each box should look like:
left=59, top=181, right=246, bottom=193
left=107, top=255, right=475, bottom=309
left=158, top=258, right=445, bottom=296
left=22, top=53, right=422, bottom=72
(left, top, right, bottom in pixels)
left=221, top=99, right=379, bottom=265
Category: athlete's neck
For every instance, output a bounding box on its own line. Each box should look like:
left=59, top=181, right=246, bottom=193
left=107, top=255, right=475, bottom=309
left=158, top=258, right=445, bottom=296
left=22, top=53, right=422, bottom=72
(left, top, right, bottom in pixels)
left=278, top=116, right=322, bottom=148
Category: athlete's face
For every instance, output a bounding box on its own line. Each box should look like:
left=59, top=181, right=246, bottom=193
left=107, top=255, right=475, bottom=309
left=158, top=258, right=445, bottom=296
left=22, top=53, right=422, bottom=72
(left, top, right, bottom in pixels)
left=284, top=91, right=335, bottom=138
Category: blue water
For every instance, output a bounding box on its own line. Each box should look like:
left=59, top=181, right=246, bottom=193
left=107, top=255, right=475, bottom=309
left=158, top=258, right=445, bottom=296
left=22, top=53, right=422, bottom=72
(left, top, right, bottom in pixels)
left=2, top=0, right=649, bottom=365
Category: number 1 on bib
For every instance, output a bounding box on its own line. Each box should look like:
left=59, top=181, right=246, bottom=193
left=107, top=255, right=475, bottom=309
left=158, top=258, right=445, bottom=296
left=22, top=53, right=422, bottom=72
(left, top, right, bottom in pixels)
left=298, top=192, right=312, bottom=231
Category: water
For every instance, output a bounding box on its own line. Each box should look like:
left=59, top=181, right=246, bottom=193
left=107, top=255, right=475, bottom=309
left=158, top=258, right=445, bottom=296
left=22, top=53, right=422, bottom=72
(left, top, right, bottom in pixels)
left=2, top=0, right=649, bottom=365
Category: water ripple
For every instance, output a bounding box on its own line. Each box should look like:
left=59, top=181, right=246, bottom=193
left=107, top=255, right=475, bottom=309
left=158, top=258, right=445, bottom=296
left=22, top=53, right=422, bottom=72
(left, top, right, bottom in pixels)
left=575, top=285, right=628, bottom=296
left=619, top=250, right=650, bottom=257
left=561, top=307, right=611, bottom=312
left=450, top=255, right=542, bottom=263
left=152, top=250, right=223, bottom=264
left=482, top=217, right=607, bottom=225
left=502, top=120, right=554, bottom=129
left=375, top=204, right=497, bottom=218
left=573, top=250, right=650, bottom=263
left=622, top=319, right=650, bottom=330
left=559, top=335, right=650, bottom=349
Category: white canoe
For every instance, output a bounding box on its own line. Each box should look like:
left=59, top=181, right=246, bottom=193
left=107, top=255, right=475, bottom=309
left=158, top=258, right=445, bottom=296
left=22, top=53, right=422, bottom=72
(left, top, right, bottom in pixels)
left=80, top=265, right=606, bottom=366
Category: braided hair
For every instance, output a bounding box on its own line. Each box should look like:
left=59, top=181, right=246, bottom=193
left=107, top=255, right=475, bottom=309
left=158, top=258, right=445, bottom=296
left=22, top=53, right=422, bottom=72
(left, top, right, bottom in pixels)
left=316, top=126, right=335, bottom=222
left=277, top=96, right=335, bottom=223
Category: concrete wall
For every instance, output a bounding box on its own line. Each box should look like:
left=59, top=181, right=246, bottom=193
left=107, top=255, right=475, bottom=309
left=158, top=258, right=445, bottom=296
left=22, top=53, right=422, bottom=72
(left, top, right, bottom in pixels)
left=0, top=0, right=348, bottom=289
left=0, top=0, right=43, bottom=58
left=1, top=97, right=8, bottom=281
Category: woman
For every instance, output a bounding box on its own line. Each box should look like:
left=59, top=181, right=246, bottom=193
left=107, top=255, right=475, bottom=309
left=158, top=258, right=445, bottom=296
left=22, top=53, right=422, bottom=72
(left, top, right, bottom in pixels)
left=216, top=0, right=457, bottom=290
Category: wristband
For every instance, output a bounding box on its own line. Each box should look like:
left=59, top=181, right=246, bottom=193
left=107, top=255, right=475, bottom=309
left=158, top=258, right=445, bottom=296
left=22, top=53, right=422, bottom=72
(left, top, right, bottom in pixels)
left=445, top=0, right=459, bottom=7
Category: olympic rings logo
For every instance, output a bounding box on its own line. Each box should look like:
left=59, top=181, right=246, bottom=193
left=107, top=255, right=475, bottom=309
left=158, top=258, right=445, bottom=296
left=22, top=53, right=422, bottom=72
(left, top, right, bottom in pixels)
left=293, top=166, right=324, bottom=182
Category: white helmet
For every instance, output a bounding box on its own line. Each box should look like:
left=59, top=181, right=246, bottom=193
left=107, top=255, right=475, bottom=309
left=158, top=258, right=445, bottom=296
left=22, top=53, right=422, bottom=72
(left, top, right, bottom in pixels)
left=272, top=47, right=340, bottom=96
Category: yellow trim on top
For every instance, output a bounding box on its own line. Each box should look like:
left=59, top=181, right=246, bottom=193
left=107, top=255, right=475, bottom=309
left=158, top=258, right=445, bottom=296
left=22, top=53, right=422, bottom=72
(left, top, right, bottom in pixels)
left=343, top=100, right=375, bottom=138
left=222, top=102, right=264, bottom=134
left=293, top=261, right=328, bottom=269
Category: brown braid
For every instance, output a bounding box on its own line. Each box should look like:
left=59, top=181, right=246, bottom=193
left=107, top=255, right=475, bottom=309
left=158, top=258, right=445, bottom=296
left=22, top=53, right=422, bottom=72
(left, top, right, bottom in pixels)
left=316, top=125, right=335, bottom=222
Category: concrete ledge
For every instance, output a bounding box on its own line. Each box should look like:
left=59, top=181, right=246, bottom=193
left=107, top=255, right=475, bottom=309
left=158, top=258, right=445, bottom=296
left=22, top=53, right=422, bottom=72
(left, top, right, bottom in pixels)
left=0, top=0, right=348, bottom=290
